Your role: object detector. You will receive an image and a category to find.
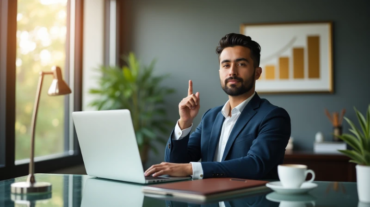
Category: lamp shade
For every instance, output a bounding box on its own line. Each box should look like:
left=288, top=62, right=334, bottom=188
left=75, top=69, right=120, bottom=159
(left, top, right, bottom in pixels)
left=48, top=66, right=72, bottom=96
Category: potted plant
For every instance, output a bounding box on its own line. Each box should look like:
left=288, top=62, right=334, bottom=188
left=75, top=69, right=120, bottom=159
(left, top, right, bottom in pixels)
left=337, top=105, right=370, bottom=203
left=89, top=53, right=175, bottom=165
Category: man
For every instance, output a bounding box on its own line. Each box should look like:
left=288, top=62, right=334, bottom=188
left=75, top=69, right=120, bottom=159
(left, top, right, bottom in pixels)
left=144, top=33, right=291, bottom=179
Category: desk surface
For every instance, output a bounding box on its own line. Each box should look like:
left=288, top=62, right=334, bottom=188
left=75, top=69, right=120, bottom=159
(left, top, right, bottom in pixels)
left=0, top=174, right=363, bottom=207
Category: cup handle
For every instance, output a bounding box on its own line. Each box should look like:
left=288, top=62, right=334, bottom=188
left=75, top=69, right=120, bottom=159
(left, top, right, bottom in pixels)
left=304, top=169, right=315, bottom=183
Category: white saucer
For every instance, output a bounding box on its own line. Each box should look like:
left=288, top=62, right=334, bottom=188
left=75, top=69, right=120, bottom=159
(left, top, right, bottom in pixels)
left=266, top=192, right=316, bottom=203
left=266, top=181, right=317, bottom=195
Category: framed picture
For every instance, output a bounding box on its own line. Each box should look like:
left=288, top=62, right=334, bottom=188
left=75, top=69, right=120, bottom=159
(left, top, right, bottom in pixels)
left=240, top=22, right=333, bottom=94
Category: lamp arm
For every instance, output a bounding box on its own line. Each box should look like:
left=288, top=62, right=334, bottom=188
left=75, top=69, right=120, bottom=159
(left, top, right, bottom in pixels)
left=27, top=72, right=53, bottom=184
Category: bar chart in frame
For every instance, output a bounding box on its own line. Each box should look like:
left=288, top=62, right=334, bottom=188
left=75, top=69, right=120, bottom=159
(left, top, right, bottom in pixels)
left=241, top=22, right=333, bottom=93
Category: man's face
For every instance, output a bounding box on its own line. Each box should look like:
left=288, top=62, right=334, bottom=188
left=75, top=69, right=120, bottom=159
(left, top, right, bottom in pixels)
left=219, top=46, right=261, bottom=96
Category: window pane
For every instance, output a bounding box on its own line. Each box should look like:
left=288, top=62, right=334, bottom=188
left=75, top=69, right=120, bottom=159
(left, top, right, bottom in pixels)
left=16, top=0, right=68, bottom=160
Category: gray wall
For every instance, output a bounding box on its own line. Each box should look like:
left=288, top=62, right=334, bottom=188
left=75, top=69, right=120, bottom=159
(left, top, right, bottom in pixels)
left=120, top=0, right=370, bottom=167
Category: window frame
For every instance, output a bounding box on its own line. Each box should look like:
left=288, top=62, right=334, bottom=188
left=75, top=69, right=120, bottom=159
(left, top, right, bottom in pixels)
left=0, top=0, right=84, bottom=181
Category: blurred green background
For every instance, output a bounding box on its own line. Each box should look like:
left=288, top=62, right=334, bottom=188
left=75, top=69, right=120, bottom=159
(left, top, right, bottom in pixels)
left=15, top=0, right=68, bottom=161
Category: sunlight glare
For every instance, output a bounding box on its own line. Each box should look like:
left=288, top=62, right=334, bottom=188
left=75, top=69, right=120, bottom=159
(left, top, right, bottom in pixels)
left=16, top=58, right=23, bottom=67
left=19, top=31, right=37, bottom=54
left=40, top=49, right=52, bottom=65
left=40, top=0, right=67, bottom=5
left=58, top=11, right=66, bottom=19
left=17, top=13, right=23, bottom=21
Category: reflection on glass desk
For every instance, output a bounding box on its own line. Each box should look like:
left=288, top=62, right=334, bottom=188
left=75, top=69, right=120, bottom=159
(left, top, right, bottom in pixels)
left=0, top=174, right=366, bottom=207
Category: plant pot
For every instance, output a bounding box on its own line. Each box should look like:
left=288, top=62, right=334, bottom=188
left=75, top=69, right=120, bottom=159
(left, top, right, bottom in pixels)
left=356, top=165, right=370, bottom=203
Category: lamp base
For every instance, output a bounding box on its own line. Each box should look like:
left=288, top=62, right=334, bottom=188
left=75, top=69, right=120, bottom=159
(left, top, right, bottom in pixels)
left=11, top=191, right=52, bottom=202
left=11, top=182, right=52, bottom=194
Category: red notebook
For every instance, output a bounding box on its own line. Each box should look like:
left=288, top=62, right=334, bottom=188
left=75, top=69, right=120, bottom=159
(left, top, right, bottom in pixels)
left=143, top=178, right=268, bottom=201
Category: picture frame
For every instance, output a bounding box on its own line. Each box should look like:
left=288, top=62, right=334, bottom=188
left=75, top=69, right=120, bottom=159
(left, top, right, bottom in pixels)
left=240, top=22, right=333, bottom=94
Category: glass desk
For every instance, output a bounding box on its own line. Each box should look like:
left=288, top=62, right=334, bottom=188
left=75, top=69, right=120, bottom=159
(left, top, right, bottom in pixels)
left=0, top=174, right=366, bottom=207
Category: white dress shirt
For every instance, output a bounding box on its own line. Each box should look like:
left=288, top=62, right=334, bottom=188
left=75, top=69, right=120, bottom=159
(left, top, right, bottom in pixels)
left=172, top=92, right=255, bottom=179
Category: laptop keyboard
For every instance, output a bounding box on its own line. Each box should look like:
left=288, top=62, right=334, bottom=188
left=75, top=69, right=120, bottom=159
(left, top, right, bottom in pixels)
left=145, top=176, right=169, bottom=180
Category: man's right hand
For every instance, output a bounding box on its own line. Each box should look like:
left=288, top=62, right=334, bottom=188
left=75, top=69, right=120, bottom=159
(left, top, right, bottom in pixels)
left=178, top=80, right=200, bottom=129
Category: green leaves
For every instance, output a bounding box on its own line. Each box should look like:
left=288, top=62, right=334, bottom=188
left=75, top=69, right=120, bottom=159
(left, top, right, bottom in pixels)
left=141, top=127, right=156, bottom=140
left=338, top=150, right=367, bottom=165
left=337, top=134, right=362, bottom=153
left=122, top=66, right=135, bottom=83
left=367, top=105, right=370, bottom=138
left=338, top=105, right=370, bottom=166
left=88, top=53, right=175, bottom=156
left=89, top=89, right=102, bottom=94
left=127, top=52, right=140, bottom=78
left=355, top=107, right=369, bottom=138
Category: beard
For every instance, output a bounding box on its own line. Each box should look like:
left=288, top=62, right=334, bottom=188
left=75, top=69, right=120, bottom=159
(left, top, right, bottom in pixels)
left=221, top=71, right=255, bottom=96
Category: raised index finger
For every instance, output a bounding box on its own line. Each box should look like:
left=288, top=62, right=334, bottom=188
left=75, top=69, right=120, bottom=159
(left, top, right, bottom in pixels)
left=188, top=80, right=193, bottom=95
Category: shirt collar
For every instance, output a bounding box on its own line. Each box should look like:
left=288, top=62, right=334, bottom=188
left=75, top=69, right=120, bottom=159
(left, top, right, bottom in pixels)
left=221, top=92, right=256, bottom=118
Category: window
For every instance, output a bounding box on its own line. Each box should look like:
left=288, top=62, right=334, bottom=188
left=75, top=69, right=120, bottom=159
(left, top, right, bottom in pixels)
left=0, top=0, right=83, bottom=181
left=15, top=0, right=70, bottom=161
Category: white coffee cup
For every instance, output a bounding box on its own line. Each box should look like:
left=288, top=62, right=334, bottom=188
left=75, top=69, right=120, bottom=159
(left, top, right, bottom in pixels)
left=278, top=164, right=315, bottom=188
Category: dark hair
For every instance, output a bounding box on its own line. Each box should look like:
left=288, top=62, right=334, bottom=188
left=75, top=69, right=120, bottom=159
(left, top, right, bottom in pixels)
left=216, top=33, right=261, bottom=68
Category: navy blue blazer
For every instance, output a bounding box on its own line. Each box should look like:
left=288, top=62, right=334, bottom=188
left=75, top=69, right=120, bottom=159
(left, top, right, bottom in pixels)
left=164, top=93, right=291, bottom=179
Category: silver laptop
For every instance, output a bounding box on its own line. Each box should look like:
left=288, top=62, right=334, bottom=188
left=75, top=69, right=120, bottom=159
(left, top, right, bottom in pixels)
left=72, top=109, right=191, bottom=184
left=81, top=178, right=163, bottom=207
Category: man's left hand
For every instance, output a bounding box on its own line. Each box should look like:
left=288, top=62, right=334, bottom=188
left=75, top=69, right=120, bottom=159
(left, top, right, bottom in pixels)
left=144, top=162, right=192, bottom=177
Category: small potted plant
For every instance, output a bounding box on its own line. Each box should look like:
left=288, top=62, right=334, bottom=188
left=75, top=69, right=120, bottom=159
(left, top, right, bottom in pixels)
left=337, top=105, right=370, bottom=203
left=89, top=53, right=175, bottom=165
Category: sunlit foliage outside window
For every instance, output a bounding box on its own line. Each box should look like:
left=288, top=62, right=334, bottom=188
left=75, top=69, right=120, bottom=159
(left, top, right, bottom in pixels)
left=16, top=0, right=68, bottom=161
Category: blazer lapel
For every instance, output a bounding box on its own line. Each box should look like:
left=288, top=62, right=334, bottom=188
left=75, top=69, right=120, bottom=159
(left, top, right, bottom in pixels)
left=207, top=112, right=225, bottom=161
left=221, top=94, right=261, bottom=161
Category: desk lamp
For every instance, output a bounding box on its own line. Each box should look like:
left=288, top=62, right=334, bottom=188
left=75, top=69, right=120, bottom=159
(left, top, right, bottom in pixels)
left=11, top=66, right=71, bottom=194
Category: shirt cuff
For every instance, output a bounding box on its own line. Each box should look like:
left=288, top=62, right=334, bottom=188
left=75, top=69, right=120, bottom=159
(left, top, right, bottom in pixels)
left=190, top=162, right=204, bottom=179
left=172, top=120, right=192, bottom=140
